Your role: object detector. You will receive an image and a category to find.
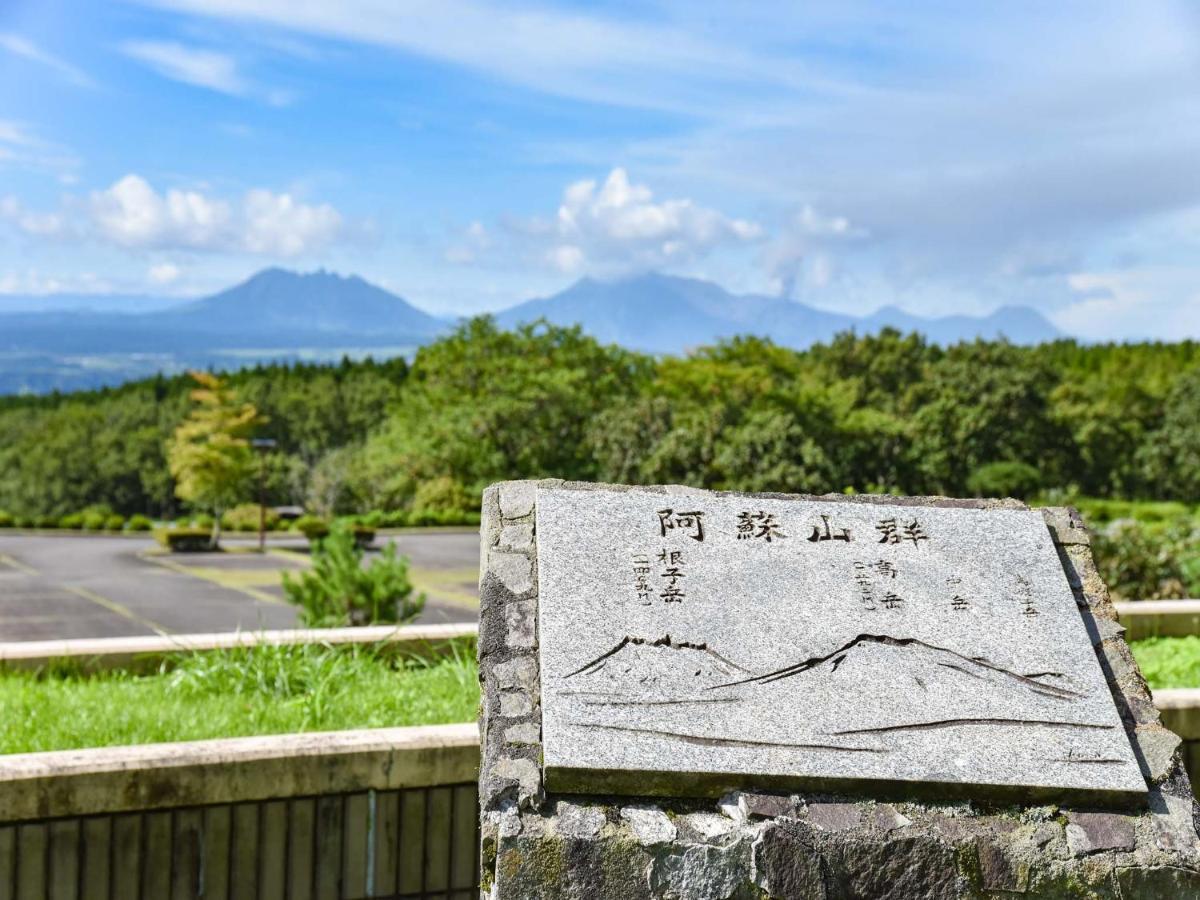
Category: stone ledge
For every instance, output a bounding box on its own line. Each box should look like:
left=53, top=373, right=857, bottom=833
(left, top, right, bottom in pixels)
left=0, top=723, right=480, bottom=821
left=1116, top=599, right=1200, bottom=641
left=0, top=622, right=478, bottom=673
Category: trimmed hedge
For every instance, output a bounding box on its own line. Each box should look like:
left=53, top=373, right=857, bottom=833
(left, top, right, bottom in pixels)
left=154, top=527, right=213, bottom=552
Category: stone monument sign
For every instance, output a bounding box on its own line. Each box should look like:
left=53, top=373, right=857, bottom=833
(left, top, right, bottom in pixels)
left=477, top=481, right=1199, bottom=898
left=535, top=486, right=1145, bottom=806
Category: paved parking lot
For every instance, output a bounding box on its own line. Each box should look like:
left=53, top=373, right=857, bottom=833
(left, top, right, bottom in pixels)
left=0, top=530, right=480, bottom=642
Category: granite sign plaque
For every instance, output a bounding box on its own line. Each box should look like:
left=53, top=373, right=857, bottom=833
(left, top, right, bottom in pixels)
left=535, top=486, right=1147, bottom=804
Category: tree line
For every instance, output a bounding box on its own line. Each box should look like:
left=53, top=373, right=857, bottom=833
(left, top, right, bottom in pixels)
left=2, top=319, right=1199, bottom=520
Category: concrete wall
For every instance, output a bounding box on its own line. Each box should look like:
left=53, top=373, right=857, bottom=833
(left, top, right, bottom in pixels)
left=1115, top=599, right=1200, bottom=642
left=0, top=724, right=479, bottom=900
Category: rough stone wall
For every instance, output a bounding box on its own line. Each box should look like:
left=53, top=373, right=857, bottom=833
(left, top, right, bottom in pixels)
left=478, top=480, right=1200, bottom=899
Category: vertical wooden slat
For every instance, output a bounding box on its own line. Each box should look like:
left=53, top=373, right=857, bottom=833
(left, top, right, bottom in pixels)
left=79, top=818, right=112, bottom=900
left=423, top=787, right=452, bottom=896
left=171, top=810, right=203, bottom=900
left=395, top=790, right=426, bottom=897
left=16, top=824, right=48, bottom=900
left=313, top=795, right=344, bottom=900
left=450, top=785, right=477, bottom=896
left=0, top=827, right=16, bottom=900
left=341, top=793, right=370, bottom=899
left=110, top=814, right=142, bottom=900
left=372, top=790, right=400, bottom=895
left=286, top=799, right=316, bottom=900
left=229, top=804, right=259, bottom=900
left=140, top=813, right=172, bottom=900
left=48, top=820, right=80, bottom=900
left=257, top=801, right=288, bottom=900
left=201, top=806, right=232, bottom=900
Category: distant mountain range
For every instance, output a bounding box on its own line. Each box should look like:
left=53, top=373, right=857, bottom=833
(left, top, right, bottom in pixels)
left=498, top=272, right=1061, bottom=352
left=0, top=268, right=1062, bottom=393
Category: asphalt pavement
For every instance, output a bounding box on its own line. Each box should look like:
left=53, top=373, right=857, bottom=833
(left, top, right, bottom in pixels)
left=0, top=530, right=480, bottom=642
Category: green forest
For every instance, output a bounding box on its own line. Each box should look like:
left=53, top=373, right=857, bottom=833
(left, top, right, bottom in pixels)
left=2, top=319, right=1200, bottom=521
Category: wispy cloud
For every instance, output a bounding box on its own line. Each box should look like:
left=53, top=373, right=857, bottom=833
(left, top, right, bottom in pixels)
left=0, top=33, right=94, bottom=88
left=118, top=39, right=296, bottom=106
left=0, top=120, right=81, bottom=183
left=120, top=40, right=246, bottom=95
left=128, top=0, right=834, bottom=116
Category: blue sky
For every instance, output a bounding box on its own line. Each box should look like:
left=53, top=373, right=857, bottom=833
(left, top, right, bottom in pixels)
left=1, top=1, right=1199, bottom=339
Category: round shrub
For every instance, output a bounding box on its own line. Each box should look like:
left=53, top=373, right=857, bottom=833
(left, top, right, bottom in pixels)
left=966, top=461, right=1043, bottom=500
left=411, top=476, right=476, bottom=519
left=81, top=512, right=107, bottom=531
left=294, top=514, right=330, bottom=542
left=13, top=515, right=34, bottom=528
left=191, top=513, right=214, bottom=530
left=126, top=514, right=153, bottom=532
left=104, top=514, right=126, bottom=532
left=60, top=513, right=85, bottom=530
left=0, top=511, right=13, bottom=528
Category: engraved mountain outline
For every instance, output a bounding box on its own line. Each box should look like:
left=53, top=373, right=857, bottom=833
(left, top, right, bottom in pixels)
left=558, top=633, right=1115, bottom=754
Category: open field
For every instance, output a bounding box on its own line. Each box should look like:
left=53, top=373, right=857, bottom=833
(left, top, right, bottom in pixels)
left=0, top=531, right=480, bottom=641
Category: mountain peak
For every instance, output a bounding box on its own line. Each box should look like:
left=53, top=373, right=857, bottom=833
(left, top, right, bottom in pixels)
left=160, top=267, right=446, bottom=338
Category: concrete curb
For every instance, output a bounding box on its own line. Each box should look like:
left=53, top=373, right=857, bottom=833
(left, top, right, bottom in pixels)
left=1116, top=599, right=1200, bottom=641
left=0, top=723, right=480, bottom=821
left=0, top=622, right=478, bottom=672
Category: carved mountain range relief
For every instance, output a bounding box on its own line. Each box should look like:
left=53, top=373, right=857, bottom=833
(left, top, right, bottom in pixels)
left=556, top=632, right=1112, bottom=757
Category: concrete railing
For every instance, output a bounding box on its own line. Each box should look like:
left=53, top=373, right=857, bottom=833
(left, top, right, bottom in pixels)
left=1114, top=600, right=1200, bottom=642
left=0, top=724, right=481, bottom=899
left=0, top=622, right=478, bottom=673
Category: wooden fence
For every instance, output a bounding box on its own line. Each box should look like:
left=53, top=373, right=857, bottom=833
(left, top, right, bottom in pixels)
left=0, top=725, right=479, bottom=900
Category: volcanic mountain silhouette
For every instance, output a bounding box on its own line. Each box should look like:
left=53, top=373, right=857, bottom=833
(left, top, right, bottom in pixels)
left=557, top=633, right=1107, bottom=750
left=714, top=633, right=1084, bottom=702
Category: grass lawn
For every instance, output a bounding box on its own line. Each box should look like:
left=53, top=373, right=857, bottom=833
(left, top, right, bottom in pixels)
left=1131, top=636, right=1200, bottom=690
left=0, top=640, right=479, bottom=754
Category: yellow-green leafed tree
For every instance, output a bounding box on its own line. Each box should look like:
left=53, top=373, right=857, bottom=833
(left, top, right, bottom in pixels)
left=167, top=371, right=263, bottom=548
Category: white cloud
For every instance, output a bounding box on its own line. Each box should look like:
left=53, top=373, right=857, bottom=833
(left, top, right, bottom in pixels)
left=0, top=269, right=114, bottom=296
left=147, top=262, right=182, bottom=285
left=91, top=175, right=232, bottom=248
left=445, top=221, right=490, bottom=264
left=241, top=188, right=343, bottom=255
left=5, top=174, right=348, bottom=257
left=1052, top=268, right=1200, bottom=340
left=0, top=195, right=70, bottom=238
left=531, top=168, right=761, bottom=274
left=0, top=33, right=93, bottom=87
left=121, top=40, right=245, bottom=95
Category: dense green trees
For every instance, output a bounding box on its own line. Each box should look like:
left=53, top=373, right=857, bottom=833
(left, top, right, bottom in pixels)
left=0, top=322, right=1198, bottom=518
